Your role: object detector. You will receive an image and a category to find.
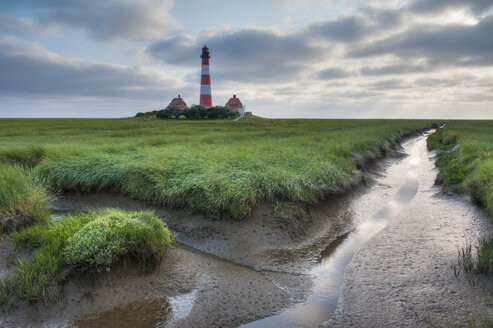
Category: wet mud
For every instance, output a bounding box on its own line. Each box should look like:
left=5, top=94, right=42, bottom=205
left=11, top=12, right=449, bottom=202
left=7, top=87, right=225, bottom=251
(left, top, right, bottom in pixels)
left=325, top=134, right=493, bottom=327
left=0, top=244, right=311, bottom=328
left=1, top=130, right=492, bottom=327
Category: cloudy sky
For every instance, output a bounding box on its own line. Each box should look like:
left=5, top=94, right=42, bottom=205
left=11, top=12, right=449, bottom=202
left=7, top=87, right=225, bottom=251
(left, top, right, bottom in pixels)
left=1, top=0, right=492, bottom=118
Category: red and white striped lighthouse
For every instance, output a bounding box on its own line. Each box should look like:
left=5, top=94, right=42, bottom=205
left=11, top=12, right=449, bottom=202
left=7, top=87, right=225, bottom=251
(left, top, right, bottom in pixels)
left=200, top=45, right=212, bottom=107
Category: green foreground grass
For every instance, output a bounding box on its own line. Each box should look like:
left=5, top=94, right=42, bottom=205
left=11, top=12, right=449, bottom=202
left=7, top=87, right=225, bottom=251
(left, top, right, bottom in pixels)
left=428, top=121, right=493, bottom=276
left=0, top=209, right=173, bottom=307
left=0, top=117, right=436, bottom=219
left=0, top=118, right=434, bottom=308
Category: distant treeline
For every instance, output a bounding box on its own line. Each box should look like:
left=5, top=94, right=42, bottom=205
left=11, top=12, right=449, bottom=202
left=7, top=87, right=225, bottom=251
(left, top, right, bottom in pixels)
left=136, top=105, right=239, bottom=119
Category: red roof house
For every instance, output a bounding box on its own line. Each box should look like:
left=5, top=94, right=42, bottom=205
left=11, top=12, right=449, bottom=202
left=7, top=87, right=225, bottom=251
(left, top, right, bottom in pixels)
left=168, top=95, right=188, bottom=108
left=225, top=95, right=243, bottom=110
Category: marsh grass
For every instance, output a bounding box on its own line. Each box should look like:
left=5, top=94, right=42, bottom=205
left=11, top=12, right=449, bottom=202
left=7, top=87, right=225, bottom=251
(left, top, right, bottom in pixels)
left=427, top=121, right=493, bottom=217
left=467, top=313, right=493, bottom=328
left=0, top=118, right=435, bottom=219
left=0, top=209, right=172, bottom=308
left=0, top=163, right=50, bottom=231
left=428, top=122, right=493, bottom=282
left=454, top=239, right=493, bottom=287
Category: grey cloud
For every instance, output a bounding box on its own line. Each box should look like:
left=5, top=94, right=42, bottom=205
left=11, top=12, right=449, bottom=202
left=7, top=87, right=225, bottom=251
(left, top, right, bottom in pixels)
left=366, top=79, right=407, bottom=90
left=306, top=16, right=370, bottom=42
left=409, top=0, right=493, bottom=15
left=349, top=15, right=493, bottom=67
left=0, top=39, right=177, bottom=99
left=360, top=64, right=430, bottom=76
left=414, top=77, right=462, bottom=88
left=4, top=0, right=179, bottom=41
left=0, top=13, right=58, bottom=35
left=316, top=68, right=352, bottom=80
left=326, top=90, right=380, bottom=99
left=306, top=7, right=404, bottom=43
left=147, top=29, right=327, bottom=83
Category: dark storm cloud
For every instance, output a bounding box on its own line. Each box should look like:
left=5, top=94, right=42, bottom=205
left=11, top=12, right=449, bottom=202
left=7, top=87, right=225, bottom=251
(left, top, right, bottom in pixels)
left=2, top=0, right=178, bottom=41
left=0, top=39, right=176, bottom=99
left=147, top=29, right=327, bottom=83
left=349, top=16, right=493, bottom=67
left=316, top=68, right=352, bottom=80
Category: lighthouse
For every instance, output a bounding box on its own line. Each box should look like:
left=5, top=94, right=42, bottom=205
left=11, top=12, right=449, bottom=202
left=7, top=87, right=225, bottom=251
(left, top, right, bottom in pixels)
left=200, top=45, right=212, bottom=107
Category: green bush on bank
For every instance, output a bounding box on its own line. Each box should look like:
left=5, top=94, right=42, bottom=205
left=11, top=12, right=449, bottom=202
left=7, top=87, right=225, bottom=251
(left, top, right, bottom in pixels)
left=0, top=163, right=50, bottom=231
left=137, top=105, right=239, bottom=120
left=0, top=209, right=173, bottom=307
left=64, top=209, right=173, bottom=272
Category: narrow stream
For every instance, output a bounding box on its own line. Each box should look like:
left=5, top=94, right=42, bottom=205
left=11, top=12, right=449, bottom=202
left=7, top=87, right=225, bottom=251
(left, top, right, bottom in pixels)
left=243, top=131, right=430, bottom=328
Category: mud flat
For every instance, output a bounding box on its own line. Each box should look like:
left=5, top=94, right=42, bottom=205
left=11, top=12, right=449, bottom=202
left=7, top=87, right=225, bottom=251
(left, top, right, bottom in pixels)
left=325, top=133, right=493, bottom=327
left=0, top=242, right=311, bottom=327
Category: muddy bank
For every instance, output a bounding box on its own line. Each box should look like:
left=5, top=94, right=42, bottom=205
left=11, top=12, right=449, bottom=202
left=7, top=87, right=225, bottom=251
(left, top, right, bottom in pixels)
left=50, top=141, right=408, bottom=275
left=0, top=243, right=310, bottom=328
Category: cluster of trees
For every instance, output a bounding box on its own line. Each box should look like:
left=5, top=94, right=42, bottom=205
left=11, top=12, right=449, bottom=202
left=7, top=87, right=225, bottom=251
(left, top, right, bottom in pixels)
left=135, top=105, right=239, bottom=120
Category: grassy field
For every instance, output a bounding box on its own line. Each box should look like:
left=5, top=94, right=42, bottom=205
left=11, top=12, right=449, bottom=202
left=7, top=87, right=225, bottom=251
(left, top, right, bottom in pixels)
left=428, top=121, right=493, bottom=276
left=0, top=117, right=436, bottom=219
left=0, top=117, right=436, bottom=307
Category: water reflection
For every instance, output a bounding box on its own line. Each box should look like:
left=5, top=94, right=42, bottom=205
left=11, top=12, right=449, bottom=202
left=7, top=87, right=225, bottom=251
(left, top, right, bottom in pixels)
left=72, top=290, right=197, bottom=328
left=243, top=135, right=426, bottom=328
left=72, top=298, right=172, bottom=328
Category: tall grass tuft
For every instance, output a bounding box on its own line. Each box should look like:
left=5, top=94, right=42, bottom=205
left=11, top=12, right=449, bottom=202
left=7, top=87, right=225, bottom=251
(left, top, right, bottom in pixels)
left=0, top=163, right=50, bottom=231
left=428, top=121, right=493, bottom=218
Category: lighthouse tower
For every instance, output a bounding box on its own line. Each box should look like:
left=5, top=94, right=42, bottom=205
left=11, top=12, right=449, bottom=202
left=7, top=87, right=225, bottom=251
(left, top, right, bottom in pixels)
left=200, top=45, right=212, bottom=107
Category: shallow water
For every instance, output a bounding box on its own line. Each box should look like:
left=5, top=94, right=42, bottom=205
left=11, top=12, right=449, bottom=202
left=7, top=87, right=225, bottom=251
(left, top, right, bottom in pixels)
left=72, top=289, right=198, bottom=328
left=243, top=133, right=431, bottom=328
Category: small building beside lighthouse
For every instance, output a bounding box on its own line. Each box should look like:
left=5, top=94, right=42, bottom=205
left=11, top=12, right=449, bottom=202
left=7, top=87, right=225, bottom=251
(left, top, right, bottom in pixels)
left=168, top=95, right=188, bottom=109
left=225, top=95, right=245, bottom=116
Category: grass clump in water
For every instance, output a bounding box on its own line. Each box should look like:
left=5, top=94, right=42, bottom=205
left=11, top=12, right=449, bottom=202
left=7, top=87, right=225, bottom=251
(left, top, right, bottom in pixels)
left=0, top=163, right=50, bottom=232
left=0, top=209, right=172, bottom=307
